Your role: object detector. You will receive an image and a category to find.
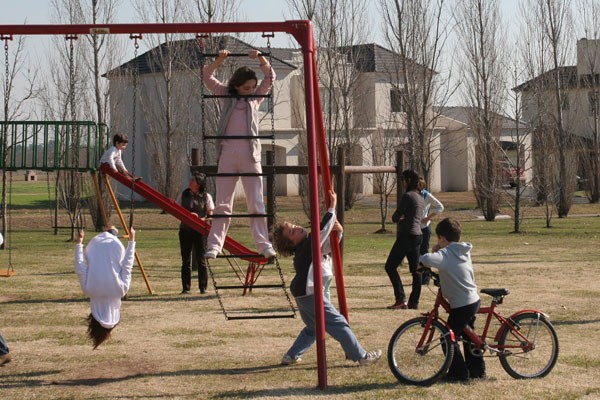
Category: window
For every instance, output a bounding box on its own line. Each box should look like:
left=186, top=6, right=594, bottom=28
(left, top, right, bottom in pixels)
left=561, top=93, right=570, bottom=111
left=589, top=91, right=600, bottom=116
left=320, top=87, right=341, bottom=115
left=390, top=88, right=407, bottom=113
left=259, top=97, right=272, bottom=113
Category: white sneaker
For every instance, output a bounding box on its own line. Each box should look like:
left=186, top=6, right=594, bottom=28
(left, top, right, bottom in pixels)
left=281, top=354, right=301, bottom=365
left=205, top=249, right=218, bottom=259
left=262, top=247, right=276, bottom=258
left=359, top=349, right=382, bottom=366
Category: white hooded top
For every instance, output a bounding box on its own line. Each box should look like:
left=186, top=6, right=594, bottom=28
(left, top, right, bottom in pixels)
left=75, top=232, right=136, bottom=329
left=305, top=208, right=342, bottom=295
left=419, top=242, right=479, bottom=309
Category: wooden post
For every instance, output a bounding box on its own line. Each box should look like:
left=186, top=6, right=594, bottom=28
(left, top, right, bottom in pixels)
left=336, top=147, right=346, bottom=250
left=396, top=151, right=404, bottom=210
left=102, top=174, right=154, bottom=295
left=191, top=148, right=201, bottom=166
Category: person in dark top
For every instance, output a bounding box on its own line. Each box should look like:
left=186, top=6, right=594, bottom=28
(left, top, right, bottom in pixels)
left=271, top=190, right=382, bottom=366
left=385, top=169, right=425, bottom=310
left=178, top=173, right=214, bottom=294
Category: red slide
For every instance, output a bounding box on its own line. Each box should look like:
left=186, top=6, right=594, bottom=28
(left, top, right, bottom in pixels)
left=100, top=164, right=268, bottom=264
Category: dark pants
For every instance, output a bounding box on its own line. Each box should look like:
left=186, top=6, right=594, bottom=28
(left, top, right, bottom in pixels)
left=420, top=225, right=432, bottom=284
left=447, top=300, right=486, bottom=379
left=0, top=333, right=9, bottom=355
left=384, top=233, right=422, bottom=305
left=179, top=228, right=208, bottom=292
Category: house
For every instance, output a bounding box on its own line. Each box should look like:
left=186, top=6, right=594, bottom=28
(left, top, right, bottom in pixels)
left=105, top=36, right=530, bottom=197
left=513, top=38, right=600, bottom=190
left=514, top=38, right=600, bottom=142
left=434, top=107, right=531, bottom=192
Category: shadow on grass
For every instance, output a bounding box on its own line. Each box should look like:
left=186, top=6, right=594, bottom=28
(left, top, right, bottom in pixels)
left=0, top=370, right=62, bottom=389
left=13, top=364, right=396, bottom=398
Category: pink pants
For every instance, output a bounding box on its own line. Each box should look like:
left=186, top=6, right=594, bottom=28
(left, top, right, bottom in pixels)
left=206, top=145, right=272, bottom=253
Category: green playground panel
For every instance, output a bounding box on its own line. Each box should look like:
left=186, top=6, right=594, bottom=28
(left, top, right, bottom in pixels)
left=0, top=121, right=110, bottom=171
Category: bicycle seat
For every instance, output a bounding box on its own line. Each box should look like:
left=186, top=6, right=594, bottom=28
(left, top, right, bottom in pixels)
left=480, top=288, right=510, bottom=297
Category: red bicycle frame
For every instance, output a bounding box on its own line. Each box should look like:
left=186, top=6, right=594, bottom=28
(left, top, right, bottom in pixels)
left=421, top=284, right=549, bottom=355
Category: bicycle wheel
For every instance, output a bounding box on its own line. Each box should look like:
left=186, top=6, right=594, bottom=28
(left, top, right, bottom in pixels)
left=388, top=317, right=454, bottom=386
left=498, top=312, right=559, bottom=379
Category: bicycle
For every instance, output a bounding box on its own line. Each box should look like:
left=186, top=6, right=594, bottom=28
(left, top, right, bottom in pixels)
left=387, top=269, right=559, bottom=386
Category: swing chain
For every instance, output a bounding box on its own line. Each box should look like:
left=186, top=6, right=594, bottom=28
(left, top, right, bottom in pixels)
left=129, top=34, right=141, bottom=227
left=274, top=256, right=297, bottom=316
left=206, top=259, right=229, bottom=320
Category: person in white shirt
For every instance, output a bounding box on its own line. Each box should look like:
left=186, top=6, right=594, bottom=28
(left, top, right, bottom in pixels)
left=99, top=133, right=137, bottom=180
left=418, top=178, right=444, bottom=284
left=75, top=226, right=136, bottom=348
left=0, top=233, right=11, bottom=366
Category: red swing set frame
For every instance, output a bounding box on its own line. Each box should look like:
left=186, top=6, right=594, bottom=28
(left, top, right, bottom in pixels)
left=0, top=20, right=345, bottom=389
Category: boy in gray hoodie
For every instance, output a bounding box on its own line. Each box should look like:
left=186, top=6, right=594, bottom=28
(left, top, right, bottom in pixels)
left=419, top=217, right=486, bottom=382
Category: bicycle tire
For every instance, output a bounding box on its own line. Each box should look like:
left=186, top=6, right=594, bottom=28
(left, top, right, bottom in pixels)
left=498, top=312, right=559, bottom=379
left=388, top=317, right=454, bottom=386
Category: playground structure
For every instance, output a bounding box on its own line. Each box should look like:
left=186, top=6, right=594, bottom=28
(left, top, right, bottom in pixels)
left=0, top=20, right=388, bottom=388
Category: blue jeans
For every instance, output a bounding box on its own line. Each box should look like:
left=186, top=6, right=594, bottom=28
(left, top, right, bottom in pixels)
left=285, top=294, right=366, bottom=362
left=0, top=333, right=9, bottom=355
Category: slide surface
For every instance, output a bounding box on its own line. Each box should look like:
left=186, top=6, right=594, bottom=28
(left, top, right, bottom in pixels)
left=101, top=164, right=268, bottom=264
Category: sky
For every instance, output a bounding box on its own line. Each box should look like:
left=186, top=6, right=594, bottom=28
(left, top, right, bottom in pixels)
left=0, top=0, right=521, bottom=109
left=0, top=0, right=521, bottom=48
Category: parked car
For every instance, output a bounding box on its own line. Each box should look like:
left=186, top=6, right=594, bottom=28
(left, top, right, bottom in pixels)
left=500, top=161, right=525, bottom=188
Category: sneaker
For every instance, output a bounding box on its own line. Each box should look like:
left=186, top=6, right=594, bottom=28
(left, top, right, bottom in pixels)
left=281, top=354, right=301, bottom=365
left=200, top=288, right=206, bottom=294
left=359, top=349, right=382, bottom=366
left=0, top=353, right=11, bottom=366
left=180, top=290, right=191, bottom=295
left=205, top=249, right=218, bottom=259
left=262, top=247, right=276, bottom=258
left=387, top=301, right=408, bottom=310
left=408, top=303, right=418, bottom=310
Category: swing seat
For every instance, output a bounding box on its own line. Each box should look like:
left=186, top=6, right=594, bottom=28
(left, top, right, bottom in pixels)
left=0, top=270, right=15, bottom=278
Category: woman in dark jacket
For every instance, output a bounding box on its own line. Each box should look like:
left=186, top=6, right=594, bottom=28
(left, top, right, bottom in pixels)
left=385, top=169, right=424, bottom=310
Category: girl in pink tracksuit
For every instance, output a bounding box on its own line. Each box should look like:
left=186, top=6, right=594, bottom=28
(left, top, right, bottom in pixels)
left=202, top=49, right=276, bottom=259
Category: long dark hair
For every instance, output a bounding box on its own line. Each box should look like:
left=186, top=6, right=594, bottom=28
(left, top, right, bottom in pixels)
left=402, top=169, right=420, bottom=191
left=86, top=313, right=113, bottom=349
left=227, top=66, right=257, bottom=95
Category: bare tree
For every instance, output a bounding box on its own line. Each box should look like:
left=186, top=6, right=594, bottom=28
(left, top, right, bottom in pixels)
left=1, top=35, right=39, bottom=244
left=379, top=0, right=456, bottom=184
left=516, top=0, right=576, bottom=223
left=506, top=63, right=533, bottom=233
left=456, top=0, right=507, bottom=221
left=40, top=0, right=99, bottom=240
left=130, top=0, right=240, bottom=200
left=79, top=0, right=123, bottom=230
left=574, top=0, right=600, bottom=203
left=535, top=0, right=575, bottom=217
left=287, top=0, right=372, bottom=212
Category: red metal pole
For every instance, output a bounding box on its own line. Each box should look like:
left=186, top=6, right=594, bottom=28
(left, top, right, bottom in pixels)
left=299, top=23, right=327, bottom=390
left=0, top=21, right=312, bottom=38
left=0, top=18, right=330, bottom=389
left=310, top=57, right=349, bottom=321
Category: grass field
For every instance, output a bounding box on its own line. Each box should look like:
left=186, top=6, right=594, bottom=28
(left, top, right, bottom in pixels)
left=0, top=181, right=599, bottom=399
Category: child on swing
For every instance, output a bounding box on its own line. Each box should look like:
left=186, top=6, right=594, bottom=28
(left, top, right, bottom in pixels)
left=75, top=225, right=136, bottom=348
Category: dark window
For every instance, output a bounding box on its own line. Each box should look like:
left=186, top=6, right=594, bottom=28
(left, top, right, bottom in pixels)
left=589, top=91, right=600, bottom=116
left=320, top=87, right=340, bottom=115
left=390, top=88, right=407, bottom=113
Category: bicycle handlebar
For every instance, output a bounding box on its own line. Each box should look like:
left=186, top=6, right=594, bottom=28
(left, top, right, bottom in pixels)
left=418, top=264, right=440, bottom=287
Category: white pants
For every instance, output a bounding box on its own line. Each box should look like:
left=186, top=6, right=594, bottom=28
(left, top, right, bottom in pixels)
left=206, top=145, right=272, bottom=254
